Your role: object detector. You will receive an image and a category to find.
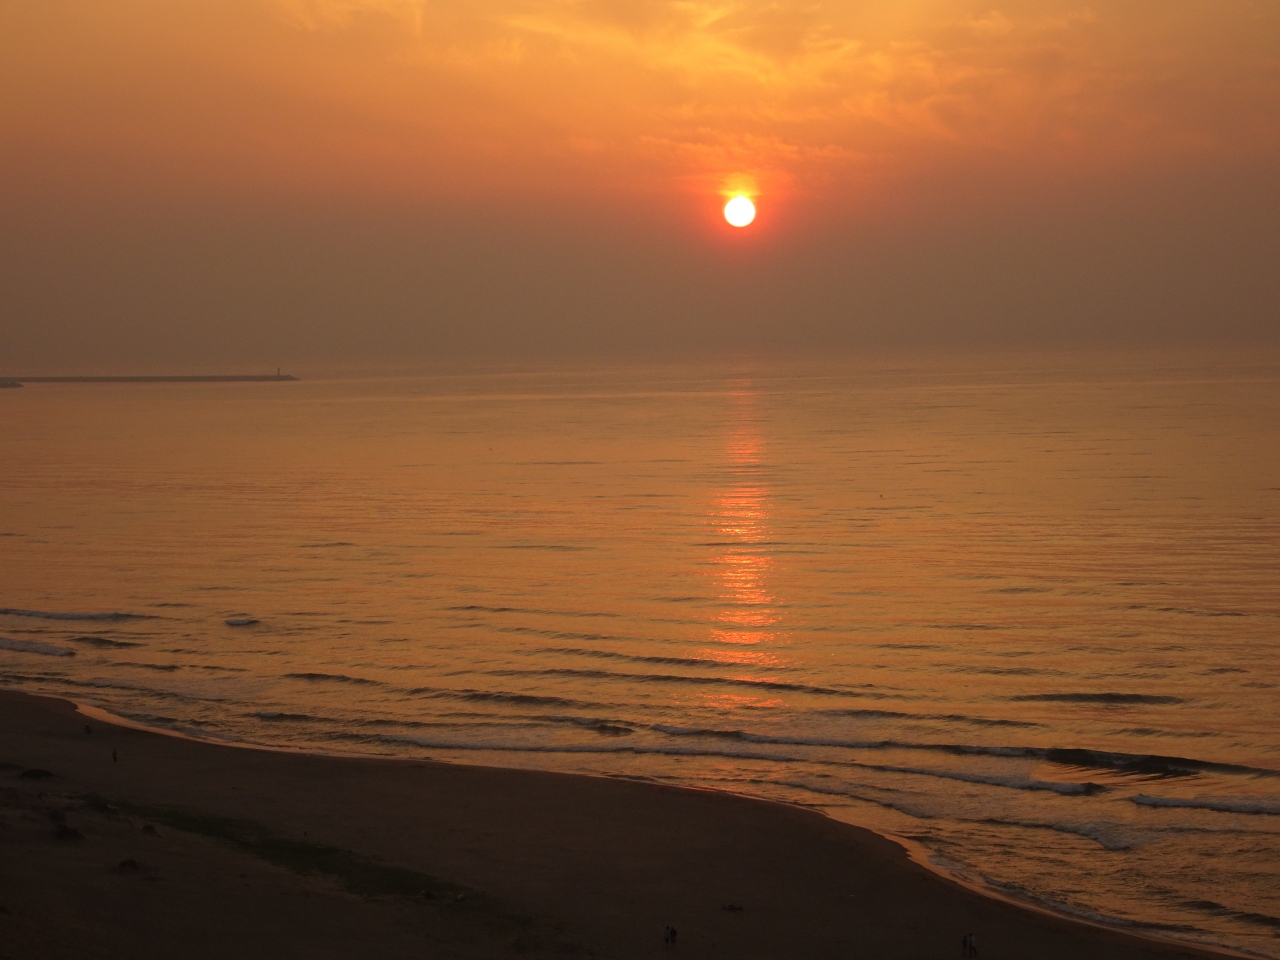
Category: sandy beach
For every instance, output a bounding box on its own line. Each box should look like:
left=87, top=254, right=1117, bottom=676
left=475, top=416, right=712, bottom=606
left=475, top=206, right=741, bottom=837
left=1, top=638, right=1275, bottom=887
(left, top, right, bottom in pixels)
left=0, top=689, right=1238, bottom=960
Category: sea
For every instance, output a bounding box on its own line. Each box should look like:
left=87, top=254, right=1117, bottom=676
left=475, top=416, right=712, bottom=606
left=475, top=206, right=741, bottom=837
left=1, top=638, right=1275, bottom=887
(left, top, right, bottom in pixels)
left=2, top=352, right=1278, bottom=956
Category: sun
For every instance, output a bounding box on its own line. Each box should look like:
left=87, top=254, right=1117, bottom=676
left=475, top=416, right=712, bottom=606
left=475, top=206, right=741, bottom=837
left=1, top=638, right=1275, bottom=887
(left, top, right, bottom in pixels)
left=724, top=196, right=756, bottom=228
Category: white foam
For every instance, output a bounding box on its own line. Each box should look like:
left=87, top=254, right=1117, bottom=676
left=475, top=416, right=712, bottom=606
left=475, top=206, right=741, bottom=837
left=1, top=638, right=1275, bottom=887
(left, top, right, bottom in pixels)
left=1131, top=794, right=1280, bottom=817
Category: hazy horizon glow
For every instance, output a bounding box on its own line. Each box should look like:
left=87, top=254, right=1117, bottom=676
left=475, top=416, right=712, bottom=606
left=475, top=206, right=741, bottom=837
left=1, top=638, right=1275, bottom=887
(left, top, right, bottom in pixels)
left=1, top=0, right=1278, bottom=367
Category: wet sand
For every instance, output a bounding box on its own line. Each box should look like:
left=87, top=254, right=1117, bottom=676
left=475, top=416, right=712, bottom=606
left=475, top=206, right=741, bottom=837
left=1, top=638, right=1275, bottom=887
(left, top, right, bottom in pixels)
left=0, top=689, right=1233, bottom=959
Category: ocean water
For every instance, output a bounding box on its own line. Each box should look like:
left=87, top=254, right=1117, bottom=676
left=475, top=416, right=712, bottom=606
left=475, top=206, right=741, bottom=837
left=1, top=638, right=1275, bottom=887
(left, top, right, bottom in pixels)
left=2, top=354, right=1279, bottom=956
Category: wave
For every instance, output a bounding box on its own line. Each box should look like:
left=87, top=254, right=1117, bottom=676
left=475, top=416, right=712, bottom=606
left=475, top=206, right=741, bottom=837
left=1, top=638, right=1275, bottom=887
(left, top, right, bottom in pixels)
left=820, top=707, right=1040, bottom=729
left=983, top=877, right=1203, bottom=936
left=974, top=816, right=1141, bottom=851
left=1013, top=693, right=1186, bottom=705
left=487, top=666, right=884, bottom=699
left=1043, top=748, right=1275, bottom=779
left=68, top=636, right=143, bottom=649
left=0, top=637, right=77, bottom=657
left=1, top=672, right=230, bottom=704
left=284, top=672, right=382, bottom=686
left=1233, top=912, right=1280, bottom=930
left=809, top=757, right=1103, bottom=796
left=304, top=728, right=1103, bottom=796
left=444, top=604, right=621, bottom=620
left=1131, top=794, right=1280, bottom=816
left=405, top=686, right=601, bottom=709
left=644, top=724, right=1279, bottom=781
left=252, top=711, right=326, bottom=722
left=499, top=627, right=631, bottom=643
left=0, top=607, right=151, bottom=622
left=316, top=731, right=839, bottom=764
left=498, top=543, right=589, bottom=552
left=1142, top=606, right=1247, bottom=619
left=250, top=710, right=566, bottom=734
left=651, top=724, right=889, bottom=749
left=122, top=711, right=212, bottom=729
left=1180, top=901, right=1280, bottom=930
left=582, top=721, right=633, bottom=736
left=541, top=646, right=752, bottom=669
left=773, top=777, right=915, bottom=807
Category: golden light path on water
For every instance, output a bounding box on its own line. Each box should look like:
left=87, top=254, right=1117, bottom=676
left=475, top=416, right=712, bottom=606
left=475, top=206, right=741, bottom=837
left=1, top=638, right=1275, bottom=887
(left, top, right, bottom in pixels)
left=711, top=390, right=781, bottom=651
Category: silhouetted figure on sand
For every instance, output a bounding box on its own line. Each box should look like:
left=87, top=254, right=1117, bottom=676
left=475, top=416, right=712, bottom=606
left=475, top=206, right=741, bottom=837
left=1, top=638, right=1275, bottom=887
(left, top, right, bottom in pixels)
left=84, top=724, right=92, bottom=735
left=112, top=748, right=117, bottom=763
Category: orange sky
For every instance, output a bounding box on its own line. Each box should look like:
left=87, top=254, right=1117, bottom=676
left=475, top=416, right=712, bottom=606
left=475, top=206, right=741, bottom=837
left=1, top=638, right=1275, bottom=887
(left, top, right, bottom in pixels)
left=1, top=0, right=1277, bottom=366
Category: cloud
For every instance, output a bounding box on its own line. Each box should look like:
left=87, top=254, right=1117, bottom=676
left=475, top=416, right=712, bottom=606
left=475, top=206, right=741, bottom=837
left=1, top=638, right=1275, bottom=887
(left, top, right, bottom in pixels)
left=274, top=0, right=424, bottom=32
left=2, top=0, right=1276, bottom=209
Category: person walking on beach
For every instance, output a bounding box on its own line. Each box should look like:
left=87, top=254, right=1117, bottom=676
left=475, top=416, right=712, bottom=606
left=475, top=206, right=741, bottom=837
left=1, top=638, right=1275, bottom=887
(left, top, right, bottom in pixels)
left=969, top=933, right=978, bottom=957
left=961, top=933, right=969, bottom=958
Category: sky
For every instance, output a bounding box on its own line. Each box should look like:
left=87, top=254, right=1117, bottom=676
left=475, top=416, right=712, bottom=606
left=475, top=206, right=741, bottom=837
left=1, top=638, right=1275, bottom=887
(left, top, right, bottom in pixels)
left=1, top=0, right=1277, bottom=370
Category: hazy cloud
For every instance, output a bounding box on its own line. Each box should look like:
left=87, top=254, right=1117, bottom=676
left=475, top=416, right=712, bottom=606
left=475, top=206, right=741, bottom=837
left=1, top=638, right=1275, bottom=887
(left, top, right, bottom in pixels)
left=1, top=0, right=1276, bottom=367
left=274, top=0, right=425, bottom=32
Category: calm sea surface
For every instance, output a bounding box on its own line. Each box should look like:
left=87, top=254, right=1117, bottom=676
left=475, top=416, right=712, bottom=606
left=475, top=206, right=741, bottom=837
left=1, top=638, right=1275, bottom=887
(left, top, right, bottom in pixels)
left=3, top=355, right=1279, bottom=955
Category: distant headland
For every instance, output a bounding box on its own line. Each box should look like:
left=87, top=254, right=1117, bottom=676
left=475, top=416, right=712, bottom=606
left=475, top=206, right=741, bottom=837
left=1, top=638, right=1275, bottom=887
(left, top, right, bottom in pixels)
left=0, top=374, right=298, bottom=386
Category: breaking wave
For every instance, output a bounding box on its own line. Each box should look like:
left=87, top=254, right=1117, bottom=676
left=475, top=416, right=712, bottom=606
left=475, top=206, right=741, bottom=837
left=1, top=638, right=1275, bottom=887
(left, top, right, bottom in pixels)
left=1131, top=794, right=1280, bottom=817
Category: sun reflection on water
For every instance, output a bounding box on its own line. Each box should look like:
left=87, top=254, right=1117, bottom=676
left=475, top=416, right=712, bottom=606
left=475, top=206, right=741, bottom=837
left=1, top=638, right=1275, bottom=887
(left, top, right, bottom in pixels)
left=706, top=388, right=785, bottom=673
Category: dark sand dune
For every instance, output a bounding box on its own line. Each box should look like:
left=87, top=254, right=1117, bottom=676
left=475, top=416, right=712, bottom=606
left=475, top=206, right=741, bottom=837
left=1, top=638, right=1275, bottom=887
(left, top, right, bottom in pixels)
left=0, top=690, right=1232, bottom=959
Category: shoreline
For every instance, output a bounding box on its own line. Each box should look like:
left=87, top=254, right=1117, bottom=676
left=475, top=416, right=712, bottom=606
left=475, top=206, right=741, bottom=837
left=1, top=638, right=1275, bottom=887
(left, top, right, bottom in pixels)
left=2, top=688, right=1245, bottom=960
left=72, top=695, right=1254, bottom=959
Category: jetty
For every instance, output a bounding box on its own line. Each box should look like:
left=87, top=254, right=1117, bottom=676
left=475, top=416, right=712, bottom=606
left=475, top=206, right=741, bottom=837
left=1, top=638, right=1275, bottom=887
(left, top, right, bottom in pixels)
left=2, top=374, right=298, bottom=384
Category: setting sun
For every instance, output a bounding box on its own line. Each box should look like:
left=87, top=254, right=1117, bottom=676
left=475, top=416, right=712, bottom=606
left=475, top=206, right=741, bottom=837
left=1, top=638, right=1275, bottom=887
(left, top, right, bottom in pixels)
left=724, top=196, right=756, bottom=228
